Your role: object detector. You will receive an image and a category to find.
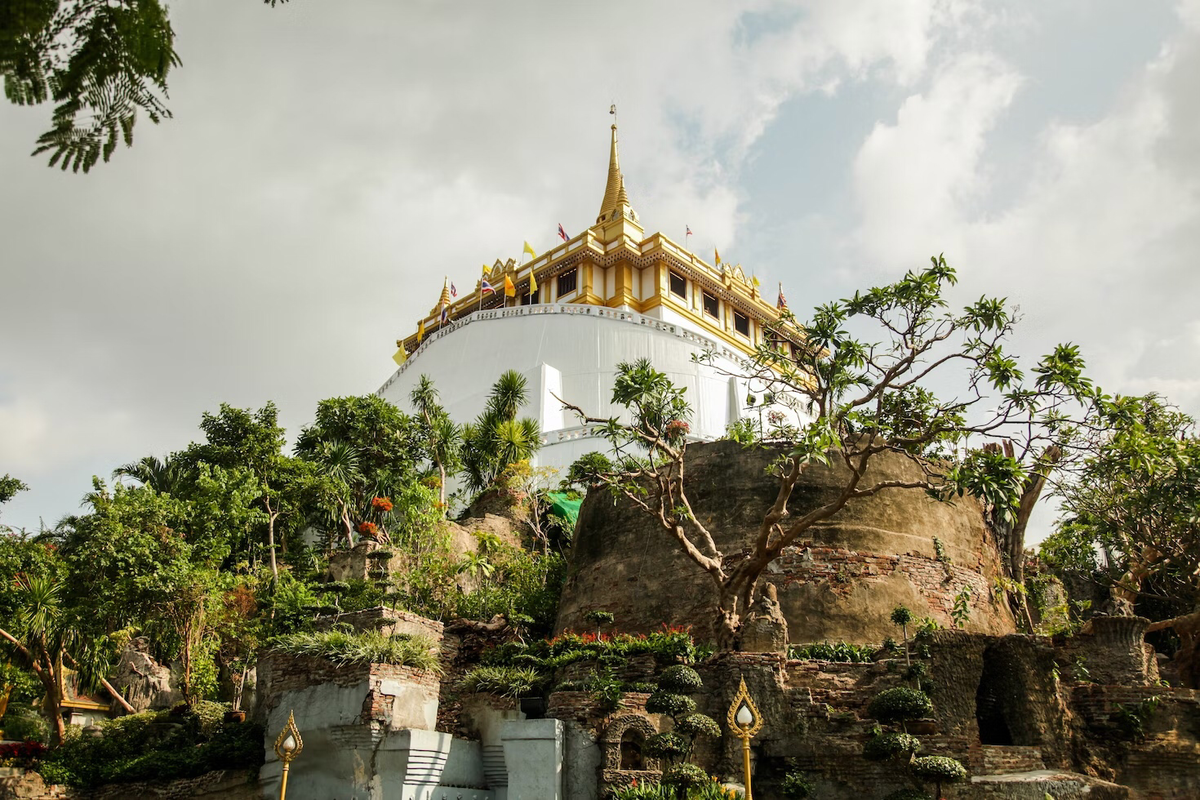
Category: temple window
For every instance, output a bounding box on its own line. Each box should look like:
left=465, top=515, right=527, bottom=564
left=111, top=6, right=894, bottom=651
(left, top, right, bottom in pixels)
left=669, top=270, right=687, bottom=299
left=619, top=729, right=645, bottom=770
left=734, top=310, right=750, bottom=337
left=558, top=268, right=578, bottom=297
left=702, top=290, right=719, bottom=319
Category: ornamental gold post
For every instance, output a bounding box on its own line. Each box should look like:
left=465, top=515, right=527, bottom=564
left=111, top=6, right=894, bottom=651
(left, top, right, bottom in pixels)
left=726, top=677, right=763, bottom=800
left=273, top=710, right=303, bottom=800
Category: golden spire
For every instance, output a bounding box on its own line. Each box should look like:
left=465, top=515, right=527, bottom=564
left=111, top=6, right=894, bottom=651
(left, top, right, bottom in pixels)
left=597, top=105, right=634, bottom=224
left=438, top=277, right=451, bottom=308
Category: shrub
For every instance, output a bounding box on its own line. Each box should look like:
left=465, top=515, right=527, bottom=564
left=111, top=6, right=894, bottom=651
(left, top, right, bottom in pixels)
left=658, top=665, right=704, bottom=693
left=584, top=609, right=615, bottom=627
left=35, top=707, right=263, bottom=789
left=868, top=687, right=933, bottom=726
left=675, top=713, right=721, bottom=739
left=788, top=641, right=878, bottom=662
left=645, top=731, right=687, bottom=759
left=662, top=762, right=709, bottom=789
left=0, top=741, right=47, bottom=767
left=911, top=755, right=967, bottom=794
left=271, top=630, right=440, bottom=672
left=781, top=770, right=814, bottom=798
left=610, top=783, right=670, bottom=799
left=646, top=691, right=696, bottom=717
left=863, top=732, right=922, bottom=762
left=0, top=709, right=48, bottom=743
left=460, top=666, right=544, bottom=698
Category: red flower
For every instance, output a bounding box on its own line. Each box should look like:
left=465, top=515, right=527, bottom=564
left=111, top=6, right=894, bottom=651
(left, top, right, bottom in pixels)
left=356, top=522, right=379, bottom=534
left=371, top=497, right=394, bottom=512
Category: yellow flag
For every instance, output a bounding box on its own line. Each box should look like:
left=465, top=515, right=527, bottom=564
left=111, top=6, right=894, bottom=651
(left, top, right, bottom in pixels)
left=482, top=264, right=490, bottom=276
left=529, top=270, right=538, bottom=294
left=714, top=248, right=721, bottom=266
left=392, top=346, right=407, bottom=366
left=523, top=241, right=537, bottom=259
left=752, top=275, right=761, bottom=288
left=417, top=320, right=425, bottom=343
left=504, top=274, right=516, bottom=297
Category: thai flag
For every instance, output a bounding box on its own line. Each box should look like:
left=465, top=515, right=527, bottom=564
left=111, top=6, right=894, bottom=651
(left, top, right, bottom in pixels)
left=686, top=226, right=692, bottom=237
left=450, top=283, right=458, bottom=298
left=481, top=278, right=495, bottom=294
left=440, top=304, right=449, bottom=323
left=558, top=223, right=568, bottom=241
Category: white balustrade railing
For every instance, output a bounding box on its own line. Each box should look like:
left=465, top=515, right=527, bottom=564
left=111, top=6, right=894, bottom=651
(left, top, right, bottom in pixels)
left=376, top=303, right=749, bottom=396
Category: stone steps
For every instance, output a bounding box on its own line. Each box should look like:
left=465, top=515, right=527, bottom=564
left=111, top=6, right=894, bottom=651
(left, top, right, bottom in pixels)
left=964, top=770, right=1130, bottom=799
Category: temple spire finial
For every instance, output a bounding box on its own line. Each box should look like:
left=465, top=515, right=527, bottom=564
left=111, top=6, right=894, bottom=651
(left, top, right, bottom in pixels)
left=597, top=105, right=635, bottom=225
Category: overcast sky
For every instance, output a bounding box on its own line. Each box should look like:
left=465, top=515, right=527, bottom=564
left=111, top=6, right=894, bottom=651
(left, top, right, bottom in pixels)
left=2, top=1, right=1198, bottom=539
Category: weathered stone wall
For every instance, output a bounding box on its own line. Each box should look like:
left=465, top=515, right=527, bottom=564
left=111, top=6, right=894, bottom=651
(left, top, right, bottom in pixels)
left=1055, top=615, right=1159, bottom=686
left=311, top=606, right=445, bottom=642
left=557, top=440, right=1016, bottom=644
left=327, top=513, right=522, bottom=584
left=254, top=653, right=440, bottom=730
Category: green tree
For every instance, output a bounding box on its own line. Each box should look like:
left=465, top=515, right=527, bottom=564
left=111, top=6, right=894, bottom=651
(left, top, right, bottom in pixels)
left=0, top=568, right=117, bottom=746
left=112, top=454, right=189, bottom=495
left=56, top=473, right=260, bottom=704
left=0, top=475, right=28, bottom=533
left=1041, top=394, right=1200, bottom=684
left=0, top=475, right=28, bottom=507
left=1044, top=394, right=1200, bottom=615
left=2, top=0, right=289, bottom=173
left=461, top=371, right=541, bottom=494
left=179, top=402, right=315, bottom=579
left=410, top=375, right=462, bottom=512
left=562, top=258, right=1094, bottom=650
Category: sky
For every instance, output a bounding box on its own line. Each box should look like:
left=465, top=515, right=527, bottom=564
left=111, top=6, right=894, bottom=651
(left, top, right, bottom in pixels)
left=2, top=0, right=1198, bottom=539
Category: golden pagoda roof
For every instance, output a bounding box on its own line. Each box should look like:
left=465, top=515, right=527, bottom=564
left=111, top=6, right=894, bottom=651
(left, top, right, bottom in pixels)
left=597, top=123, right=630, bottom=223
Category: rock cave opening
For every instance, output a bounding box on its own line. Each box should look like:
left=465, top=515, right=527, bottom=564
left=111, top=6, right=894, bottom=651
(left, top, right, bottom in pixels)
left=619, top=728, right=645, bottom=771
left=975, top=645, right=1025, bottom=746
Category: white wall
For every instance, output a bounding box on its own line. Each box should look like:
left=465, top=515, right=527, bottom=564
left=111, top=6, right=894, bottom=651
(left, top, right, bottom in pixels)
left=378, top=306, right=778, bottom=477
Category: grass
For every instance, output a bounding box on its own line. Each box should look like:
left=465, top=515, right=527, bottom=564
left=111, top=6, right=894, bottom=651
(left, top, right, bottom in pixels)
left=271, top=629, right=441, bottom=673
left=460, top=665, right=545, bottom=697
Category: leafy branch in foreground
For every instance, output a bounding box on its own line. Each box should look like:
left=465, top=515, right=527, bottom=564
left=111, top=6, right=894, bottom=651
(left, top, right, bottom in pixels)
left=3, top=0, right=287, bottom=172
left=561, top=256, right=1095, bottom=649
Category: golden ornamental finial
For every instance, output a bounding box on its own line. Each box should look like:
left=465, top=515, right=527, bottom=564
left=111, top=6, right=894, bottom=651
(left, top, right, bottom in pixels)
left=597, top=104, right=634, bottom=224
left=273, top=710, right=303, bottom=800
left=727, top=677, right=762, bottom=800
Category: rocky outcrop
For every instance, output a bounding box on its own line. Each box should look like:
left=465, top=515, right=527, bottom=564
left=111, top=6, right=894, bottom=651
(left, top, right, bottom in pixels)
left=739, top=583, right=789, bottom=653
left=328, top=513, right=524, bottom=584
left=108, top=638, right=180, bottom=712
left=557, top=440, right=1016, bottom=644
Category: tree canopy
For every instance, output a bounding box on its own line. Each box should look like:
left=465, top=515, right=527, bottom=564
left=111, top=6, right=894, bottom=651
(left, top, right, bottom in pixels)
left=564, top=256, right=1095, bottom=648
left=2, top=0, right=286, bottom=173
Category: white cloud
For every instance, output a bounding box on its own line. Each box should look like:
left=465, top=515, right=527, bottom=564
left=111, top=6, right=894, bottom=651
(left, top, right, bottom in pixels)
left=851, top=52, right=1022, bottom=267
left=0, top=0, right=968, bottom=529
left=849, top=5, right=1200, bottom=414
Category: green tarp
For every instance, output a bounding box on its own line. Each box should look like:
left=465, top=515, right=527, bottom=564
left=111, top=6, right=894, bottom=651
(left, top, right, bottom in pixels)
left=544, top=491, right=582, bottom=530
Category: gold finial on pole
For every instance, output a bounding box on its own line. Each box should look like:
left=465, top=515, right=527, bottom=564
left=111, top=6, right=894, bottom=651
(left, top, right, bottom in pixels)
left=726, top=677, right=763, bottom=800
left=273, top=710, right=303, bottom=800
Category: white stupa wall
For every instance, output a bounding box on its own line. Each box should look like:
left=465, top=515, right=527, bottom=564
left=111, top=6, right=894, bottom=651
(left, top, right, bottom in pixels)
left=377, top=303, right=775, bottom=477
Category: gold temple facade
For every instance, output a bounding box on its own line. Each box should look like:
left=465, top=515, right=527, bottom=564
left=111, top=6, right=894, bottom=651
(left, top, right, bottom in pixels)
left=397, top=122, right=796, bottom=360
